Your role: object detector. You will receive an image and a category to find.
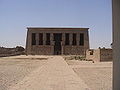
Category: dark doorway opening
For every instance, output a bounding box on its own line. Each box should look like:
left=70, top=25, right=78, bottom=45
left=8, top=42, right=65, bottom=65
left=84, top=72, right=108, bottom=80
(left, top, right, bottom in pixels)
left=53, top=33, right=62, bottom=55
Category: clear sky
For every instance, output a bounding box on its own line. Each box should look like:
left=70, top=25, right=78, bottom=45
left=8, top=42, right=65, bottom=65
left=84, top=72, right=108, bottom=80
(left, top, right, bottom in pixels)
left=0, top=0, right=112, bottom=48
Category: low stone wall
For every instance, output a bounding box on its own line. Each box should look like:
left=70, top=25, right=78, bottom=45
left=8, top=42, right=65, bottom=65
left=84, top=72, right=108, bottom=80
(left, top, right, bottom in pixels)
left=86, top=48, right=113, bottom=62
left=0, top=52, right=24, bottom=57
left=30, top=46, right=87, bottom=55
left=100, top=49, right=112, bottom=62
left=31, top=45, right=53, bottom=55
left=63, top=46, right=85, bottom=55
left=0, top=47, right=25, bottom=57
left=86, top=49, right=100, bottom=62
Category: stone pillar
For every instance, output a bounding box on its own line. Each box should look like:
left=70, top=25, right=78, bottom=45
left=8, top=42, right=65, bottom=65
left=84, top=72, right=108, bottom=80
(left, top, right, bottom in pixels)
left=112, top=0, right=120, bottom=90
left=70, top=33, right=73, bottom=45
left=86, top=30, right=90, bottom=49
left=61, top=33, right=65, bottom=55
left=77, top=33, right=80, bottom=46
left=36, top=33, right=39, bottom=45
left=50, top=33, right=54, bottom=55
left=43, top=33, right=46, bottom=45
left=26, top=29, right=32, bottom=55
left=50, top=33, right=54, bottom=45
left=84, top=31, right=89, bottom=55
left=62, top=33, right=65, bottom=45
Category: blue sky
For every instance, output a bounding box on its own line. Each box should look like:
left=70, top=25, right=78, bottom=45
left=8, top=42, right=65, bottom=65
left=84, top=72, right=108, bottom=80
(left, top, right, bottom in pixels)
left=0, top=0, right=112, bottom=48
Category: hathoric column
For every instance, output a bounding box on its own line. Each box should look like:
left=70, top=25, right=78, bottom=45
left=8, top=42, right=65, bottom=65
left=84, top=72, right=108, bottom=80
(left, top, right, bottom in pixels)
left=112, top=0, right=120, bottom=90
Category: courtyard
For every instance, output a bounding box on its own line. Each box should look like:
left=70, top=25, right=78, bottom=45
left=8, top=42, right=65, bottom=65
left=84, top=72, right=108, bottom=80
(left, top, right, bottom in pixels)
left=0, top=55, right=112, bottom=90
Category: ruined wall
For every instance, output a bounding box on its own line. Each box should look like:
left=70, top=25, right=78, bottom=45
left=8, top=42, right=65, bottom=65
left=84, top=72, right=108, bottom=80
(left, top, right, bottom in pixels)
left=86, top=49, right=100, bottom=62
left=100, top=49, right=113, bottom=62
left=0, top=47, right=25, bottom=57
left=86, top=48, right=113, bottom=62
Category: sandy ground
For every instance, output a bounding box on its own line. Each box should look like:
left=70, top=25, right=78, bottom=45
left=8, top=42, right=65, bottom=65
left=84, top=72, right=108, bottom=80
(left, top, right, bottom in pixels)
left=0, top=55, right=112, bottom=90
left=8, top=56, right=89, bottom=90
left=66, top=60, right=112, bottom=90
left=0, top=55, right=48, bottom=90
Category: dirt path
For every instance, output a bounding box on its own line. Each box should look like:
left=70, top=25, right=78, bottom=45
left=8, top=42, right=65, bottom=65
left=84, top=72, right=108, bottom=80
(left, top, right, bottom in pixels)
left=9, top=56, right=90, bottom=90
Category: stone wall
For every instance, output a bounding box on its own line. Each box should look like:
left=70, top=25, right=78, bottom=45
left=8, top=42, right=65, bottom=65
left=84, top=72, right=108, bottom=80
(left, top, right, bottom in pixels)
left=31, top=45, right=53, bottom=55
left=100, top=49, right=112, bottom=61
left=0, top=46, right=25, bottom=57
left=86, top=49, right=100, bottom=62
left=86, top=48, right=113, bottom=62
left=63, top=46, right=85, bottom=55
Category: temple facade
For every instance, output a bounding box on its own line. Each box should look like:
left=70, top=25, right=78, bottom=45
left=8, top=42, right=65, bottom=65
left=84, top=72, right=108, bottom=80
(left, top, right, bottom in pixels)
left=26, top=27, right=89, bottom=55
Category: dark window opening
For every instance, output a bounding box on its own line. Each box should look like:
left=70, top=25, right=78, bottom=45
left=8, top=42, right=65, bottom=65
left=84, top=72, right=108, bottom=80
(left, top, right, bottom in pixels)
left=39, top=33, right=43, bottom=45
left=46, top=33, right=50, bottom=45
left=65, top=33, right=70, bottom=45
left=53, top=33, right=62, bottom=41
left=90, top=51, right=94, bottom=55
left=72, top=33, right=77, bottom=45
left=32, top=33, right=36, bottom=45
left=53, top=33, right=62, bottom=55
left=80, top=33, right=84, bottom=46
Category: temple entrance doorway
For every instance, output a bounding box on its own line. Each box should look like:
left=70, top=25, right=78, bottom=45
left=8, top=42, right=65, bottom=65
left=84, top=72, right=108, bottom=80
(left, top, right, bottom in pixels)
left=53, top=33, right=62, bottom=55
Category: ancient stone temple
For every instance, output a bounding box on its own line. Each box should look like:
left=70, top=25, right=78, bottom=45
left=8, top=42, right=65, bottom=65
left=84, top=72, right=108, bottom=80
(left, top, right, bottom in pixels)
left=26, top=27, right=89, bottom=55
